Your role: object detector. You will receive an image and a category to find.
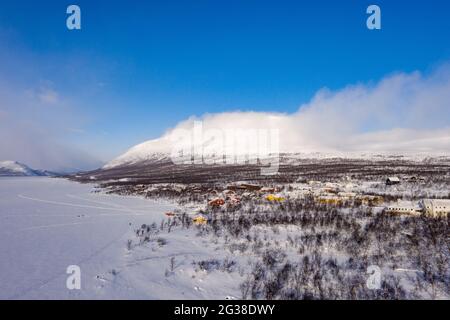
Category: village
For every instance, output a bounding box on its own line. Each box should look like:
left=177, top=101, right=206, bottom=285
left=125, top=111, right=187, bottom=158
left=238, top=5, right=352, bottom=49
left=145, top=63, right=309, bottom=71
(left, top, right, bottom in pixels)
left=116, top=170, right=449, bottom=300
left=79, top=157, right=450, bottom=299
left=99, top=173, right=450, bottom=226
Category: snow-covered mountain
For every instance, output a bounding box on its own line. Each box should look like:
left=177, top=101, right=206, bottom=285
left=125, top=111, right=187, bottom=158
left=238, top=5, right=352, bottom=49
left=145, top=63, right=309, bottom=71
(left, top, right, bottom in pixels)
left=104, top=136, right=450, bottom=170
left=0, top=161, right=52, bottom=177
left=104, top=137, right=172, bottom=169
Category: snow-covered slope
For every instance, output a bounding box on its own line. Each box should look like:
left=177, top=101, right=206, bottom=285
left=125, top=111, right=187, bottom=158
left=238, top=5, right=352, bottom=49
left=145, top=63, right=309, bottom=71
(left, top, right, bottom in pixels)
left=105, top=135, right=450, bottom=170
left=0, top=161, right=48, bottom=177
left=104, top=138, right=172, bottom=169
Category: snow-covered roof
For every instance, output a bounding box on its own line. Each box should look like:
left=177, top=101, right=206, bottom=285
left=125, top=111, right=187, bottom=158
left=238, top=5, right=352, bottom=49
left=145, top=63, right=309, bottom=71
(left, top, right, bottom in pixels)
left=420, top=199, right=450, bottom=207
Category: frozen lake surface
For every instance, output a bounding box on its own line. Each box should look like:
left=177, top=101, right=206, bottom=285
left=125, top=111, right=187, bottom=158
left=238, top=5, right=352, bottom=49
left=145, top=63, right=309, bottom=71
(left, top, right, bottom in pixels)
left=0, top=177, right=175, bottom=299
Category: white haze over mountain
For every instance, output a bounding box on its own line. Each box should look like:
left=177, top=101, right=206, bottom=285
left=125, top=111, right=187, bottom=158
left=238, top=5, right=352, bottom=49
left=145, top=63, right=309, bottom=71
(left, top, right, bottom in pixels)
left=0, top=79, right=102, bottom=172
left=107, top=64, right=450, bottom=168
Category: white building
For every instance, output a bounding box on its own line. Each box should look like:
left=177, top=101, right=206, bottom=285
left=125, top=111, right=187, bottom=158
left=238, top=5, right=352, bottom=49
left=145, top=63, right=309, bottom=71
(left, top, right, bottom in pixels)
left=386, top=202, right=421, bottom=216
left=386, top=199, right=450, bottom=218
left=419, top=199, right=450, bottom=218
left=386, top=177, right=400, bottom=185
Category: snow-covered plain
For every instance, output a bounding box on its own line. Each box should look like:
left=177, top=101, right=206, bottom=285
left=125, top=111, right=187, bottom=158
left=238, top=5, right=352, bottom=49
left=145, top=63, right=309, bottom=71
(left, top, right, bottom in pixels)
left=0, top=177, right=183, bottom=299
left=0, top=177, right=243, bottom=300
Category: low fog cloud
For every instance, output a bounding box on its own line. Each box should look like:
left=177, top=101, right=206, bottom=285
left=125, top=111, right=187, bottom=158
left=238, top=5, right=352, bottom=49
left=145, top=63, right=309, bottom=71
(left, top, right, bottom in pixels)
left=0, top=80, right=102, bottom=172
left=157, top=64, right=450, bottom=156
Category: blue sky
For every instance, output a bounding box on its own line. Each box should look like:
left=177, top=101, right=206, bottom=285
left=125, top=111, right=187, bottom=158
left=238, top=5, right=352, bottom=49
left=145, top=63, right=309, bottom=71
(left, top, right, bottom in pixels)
left=0, top=1, right=450, bottom=169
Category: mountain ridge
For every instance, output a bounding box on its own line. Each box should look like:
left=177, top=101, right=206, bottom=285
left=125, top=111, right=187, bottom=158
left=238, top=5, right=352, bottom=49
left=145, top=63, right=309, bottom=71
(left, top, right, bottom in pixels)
left=0, top=161, right=56, bottom=177
left=104, top=136, right=450, bottom=170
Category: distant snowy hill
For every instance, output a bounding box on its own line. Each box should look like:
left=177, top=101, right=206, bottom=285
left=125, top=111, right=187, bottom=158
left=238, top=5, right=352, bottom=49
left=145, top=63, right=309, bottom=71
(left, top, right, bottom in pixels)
left=104, top=137, right=172, bottom=169
left=0, top=161, right=53, bottom=177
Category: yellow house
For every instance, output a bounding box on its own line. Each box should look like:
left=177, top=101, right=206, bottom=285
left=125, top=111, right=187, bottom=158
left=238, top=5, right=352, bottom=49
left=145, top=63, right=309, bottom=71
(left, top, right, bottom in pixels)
left=193, top=216, right=208, bottom=225
left=266, top=194, right=285, bottom=202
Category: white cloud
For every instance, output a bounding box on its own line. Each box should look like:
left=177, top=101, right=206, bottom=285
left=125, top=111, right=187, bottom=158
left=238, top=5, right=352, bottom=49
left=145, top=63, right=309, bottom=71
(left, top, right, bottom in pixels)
left=0, top=80, right=102, bottom=172
left=37, top=88, right=59, bottom=105
left=151, top=64, right=450, bottom=157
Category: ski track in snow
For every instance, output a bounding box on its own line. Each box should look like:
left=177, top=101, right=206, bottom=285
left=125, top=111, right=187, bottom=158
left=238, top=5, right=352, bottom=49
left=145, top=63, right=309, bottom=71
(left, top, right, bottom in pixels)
left=124, top=252, right=205, bottom=268
left=66, top=194, right=136, bottom=211
left=18, top=194, right=147, bottom=215
left=19, top=221, right=99, bottom=232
